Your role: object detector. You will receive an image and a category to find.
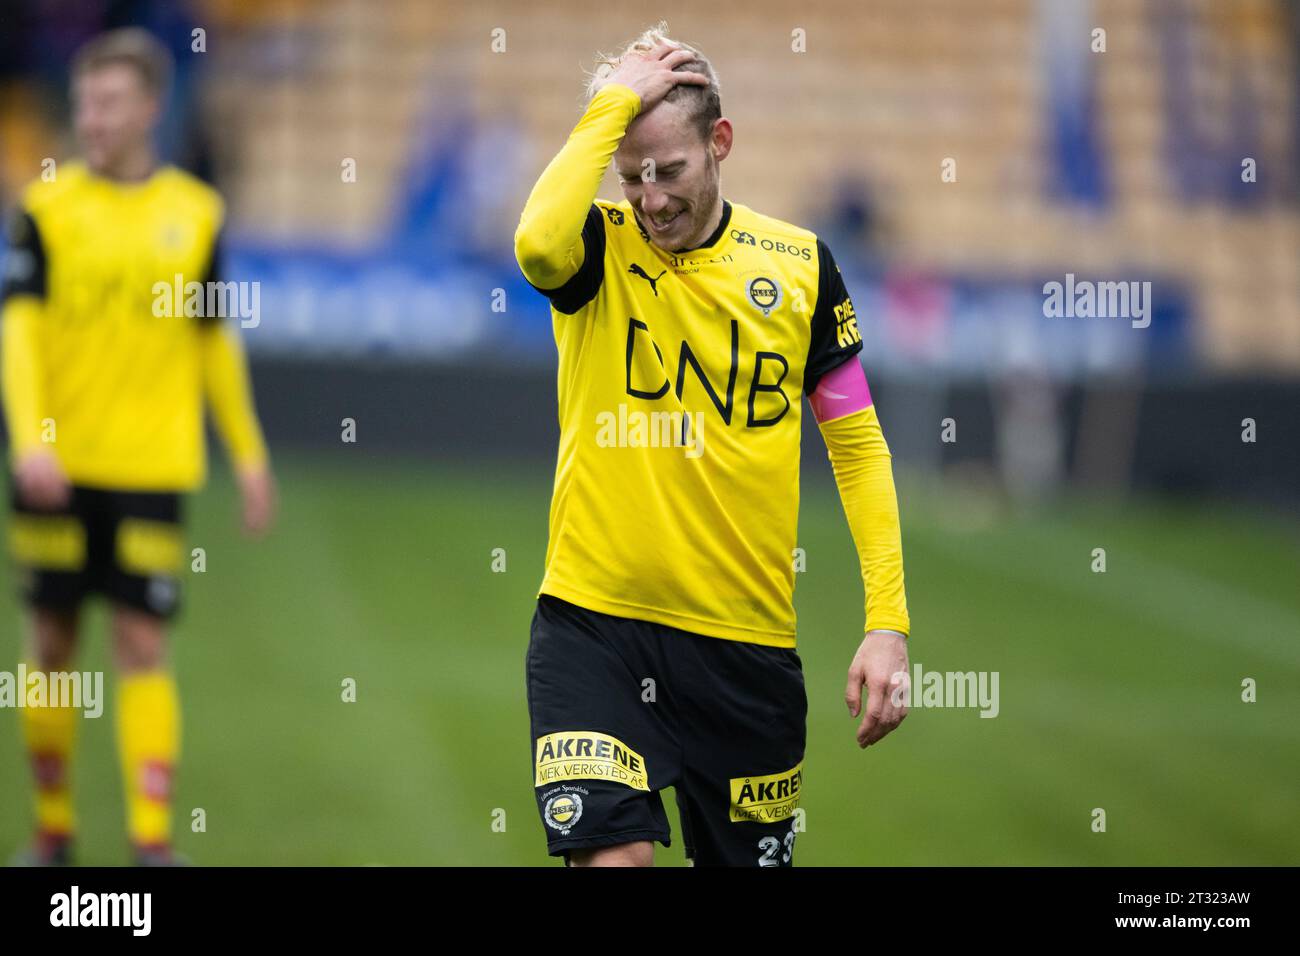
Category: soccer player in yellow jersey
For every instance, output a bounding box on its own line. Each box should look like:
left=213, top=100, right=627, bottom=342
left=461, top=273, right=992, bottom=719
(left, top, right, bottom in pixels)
left=1, top=30, right=274, bottom=865
left=517, top=25, right=911, bottom=867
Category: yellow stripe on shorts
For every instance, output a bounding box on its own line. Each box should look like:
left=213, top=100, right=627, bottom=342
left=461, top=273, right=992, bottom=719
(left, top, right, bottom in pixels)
left=116, top=519, right=184, bottom=576
left=8, top=515, right=87, bottom=571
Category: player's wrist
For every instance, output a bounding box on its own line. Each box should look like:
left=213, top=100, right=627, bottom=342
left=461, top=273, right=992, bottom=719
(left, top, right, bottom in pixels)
left=591, top=82, right=641, bottom=114
left=234, top=455, right=270, bottom=477
left=14, top=444, right=59, bottom=468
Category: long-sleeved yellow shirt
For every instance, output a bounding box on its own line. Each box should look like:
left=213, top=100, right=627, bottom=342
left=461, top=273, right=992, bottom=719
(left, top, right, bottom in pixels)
left=1, top=162, right=267, bottom=491
left=515, top=84, right=909, bottom=644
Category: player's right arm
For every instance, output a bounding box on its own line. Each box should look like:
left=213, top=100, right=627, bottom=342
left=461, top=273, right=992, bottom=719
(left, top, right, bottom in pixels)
left=513, top=41, right=707, bottom=291
left=1, top=207, right=70, bottom=509
left=196, top=234, right=276, bottom=537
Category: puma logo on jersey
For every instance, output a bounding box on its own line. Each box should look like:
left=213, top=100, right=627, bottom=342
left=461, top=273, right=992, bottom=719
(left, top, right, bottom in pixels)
left=628, top=263, right=667, bottom=296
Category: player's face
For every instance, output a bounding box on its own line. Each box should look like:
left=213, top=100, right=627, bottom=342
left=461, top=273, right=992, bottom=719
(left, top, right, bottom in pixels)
left=616, top=101, right=726, bottom=251
left=74, top=63, right=159, bottom=175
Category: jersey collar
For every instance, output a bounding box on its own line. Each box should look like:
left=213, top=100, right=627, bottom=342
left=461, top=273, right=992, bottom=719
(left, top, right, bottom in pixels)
left=671, top=199, right=732, bottom=254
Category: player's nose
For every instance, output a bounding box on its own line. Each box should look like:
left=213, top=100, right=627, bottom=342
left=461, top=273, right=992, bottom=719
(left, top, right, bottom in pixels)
left=639, top=184, right=669, bottom=216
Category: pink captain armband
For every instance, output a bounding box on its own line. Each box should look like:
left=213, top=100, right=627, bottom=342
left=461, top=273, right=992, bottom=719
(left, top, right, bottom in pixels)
left=809, top=357, right=873, bottom=424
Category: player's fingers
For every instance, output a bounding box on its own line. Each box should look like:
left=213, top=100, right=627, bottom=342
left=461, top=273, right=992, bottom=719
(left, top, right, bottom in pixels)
left=890, top=669, right=910, bottom=720
left=862, top=711, right=898, bottom=746
left=844, top=666, right=864, bottom=716
left=864, top=702, right=908, bottom=747
left=660, top=49, right=698, bottom=71
left=648, top=39, right=682, bottom=59
left=857, top=703, right=882, bottom=747
left=878, top=674, right=907, bottom=727
left=244, top=494, right=273, bottom=537
left=876, top=707, right=905, bottom=742
left=869, top=706, right=901, bottom=745
left=667, top=70, right=711, bottom=88
left=858, top=678, right=890, bottom=746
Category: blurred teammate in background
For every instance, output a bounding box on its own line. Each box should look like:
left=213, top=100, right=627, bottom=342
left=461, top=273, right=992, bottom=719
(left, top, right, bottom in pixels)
left=515, top=24, right=911, bottom=867
left=1, top=28, right=275, bottom=865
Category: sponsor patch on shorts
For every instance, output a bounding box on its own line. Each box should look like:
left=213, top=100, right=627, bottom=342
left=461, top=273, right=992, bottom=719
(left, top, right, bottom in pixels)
left=116, top=519, right=183, bottom=576
left=9, top=515, right=86, bottom=570
left=540, top=785, right=587, bottom=835
left=534, top=730, right=649, bottom=790
left=729, top=762, right=803, bottom=823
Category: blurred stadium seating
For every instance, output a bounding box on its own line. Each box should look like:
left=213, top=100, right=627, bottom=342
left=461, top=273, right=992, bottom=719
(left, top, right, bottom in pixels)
left=194, top=0, right=1300, bottom=373
left=0, top=0, right=1294, bottom=512
left=8, top=1, right=1293, bottom=365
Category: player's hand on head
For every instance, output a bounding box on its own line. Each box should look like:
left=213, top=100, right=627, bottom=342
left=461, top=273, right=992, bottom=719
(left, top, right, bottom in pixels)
left=237, top=465, right=277, bottom=538
left=594, top=40, right=709, bottom=113
left=14, top=449, right=71, bottom=511
left=845, top=630, right=909, bottom=749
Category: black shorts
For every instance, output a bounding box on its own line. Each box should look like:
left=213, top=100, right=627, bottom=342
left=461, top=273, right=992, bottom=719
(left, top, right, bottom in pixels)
left=526, top=593, right=808, bottom=866
left=7, top=483, right=185, bottom=620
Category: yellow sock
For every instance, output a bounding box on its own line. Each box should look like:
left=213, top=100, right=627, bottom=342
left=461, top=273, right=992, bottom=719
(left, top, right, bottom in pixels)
left=115, top=670, right=180, bottom=848
left=19, top=662, right=78, bottom=836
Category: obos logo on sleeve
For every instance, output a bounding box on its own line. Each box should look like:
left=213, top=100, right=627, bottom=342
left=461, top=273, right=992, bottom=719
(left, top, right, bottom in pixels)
left=729, top=762, right=803, bottom=823
left=534, top=731, right=649, bottom=790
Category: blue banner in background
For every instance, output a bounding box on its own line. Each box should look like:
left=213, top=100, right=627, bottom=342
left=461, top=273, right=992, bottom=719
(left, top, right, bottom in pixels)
left=207, top=243, right=1191, bottom=383
left=1040, top=0, right=1109, bottom=206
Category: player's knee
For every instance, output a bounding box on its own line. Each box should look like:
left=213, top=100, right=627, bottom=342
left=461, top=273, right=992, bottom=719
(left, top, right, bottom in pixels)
left=30, top=609, right=79, bottom=669
left=111, top=607, right=169, bottom=672
left=567, top=841, right=654, bottom=867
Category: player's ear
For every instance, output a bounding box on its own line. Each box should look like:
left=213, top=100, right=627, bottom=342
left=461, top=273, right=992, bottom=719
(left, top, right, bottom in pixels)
left=710, top=117, right=733, bottom=163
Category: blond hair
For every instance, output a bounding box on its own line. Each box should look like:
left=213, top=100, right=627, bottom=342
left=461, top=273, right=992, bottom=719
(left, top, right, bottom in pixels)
left=587, top=22, right=721, bottom=140
left=71, top=28, right=173, bottom=97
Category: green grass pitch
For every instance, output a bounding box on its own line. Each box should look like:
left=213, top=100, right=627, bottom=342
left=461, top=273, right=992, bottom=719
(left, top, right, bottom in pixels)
left=2, top=453, right=1297, bottom=865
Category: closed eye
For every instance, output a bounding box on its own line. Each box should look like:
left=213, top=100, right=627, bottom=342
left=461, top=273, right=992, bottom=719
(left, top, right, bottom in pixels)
left=620, top=163, right=685, bottom=183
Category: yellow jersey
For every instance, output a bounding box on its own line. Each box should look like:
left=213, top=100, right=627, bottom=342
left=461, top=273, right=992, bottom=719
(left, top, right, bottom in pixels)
left=531, top=196, right=863, bottom=647
left=1, top=161, right=265, bottom=491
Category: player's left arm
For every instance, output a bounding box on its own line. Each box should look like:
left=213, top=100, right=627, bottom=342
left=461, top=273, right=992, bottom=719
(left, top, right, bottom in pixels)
left=197, top=237, right=275, bottom=536
left=806, top=239, right=910, bottom=749
left=1, top=208, right=71, bottom=508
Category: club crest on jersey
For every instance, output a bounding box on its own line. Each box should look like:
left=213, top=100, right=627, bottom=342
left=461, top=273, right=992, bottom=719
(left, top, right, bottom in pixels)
left=159, top=224, right=186, bottom=250
left=746, top=276, right=782, bottom=315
